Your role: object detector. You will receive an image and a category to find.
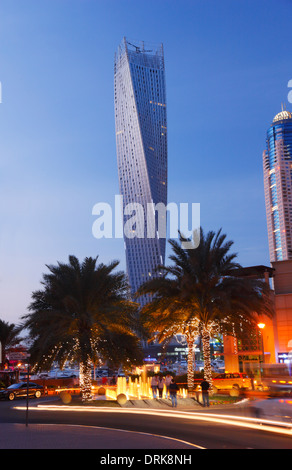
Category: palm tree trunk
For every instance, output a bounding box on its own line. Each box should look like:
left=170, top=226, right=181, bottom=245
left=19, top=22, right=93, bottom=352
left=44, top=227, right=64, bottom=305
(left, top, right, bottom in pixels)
left=187, top=336, right=195, bottom=392
left=79, top=359, right=92, bottom=401
left=202, top=328, right=213, bottom=391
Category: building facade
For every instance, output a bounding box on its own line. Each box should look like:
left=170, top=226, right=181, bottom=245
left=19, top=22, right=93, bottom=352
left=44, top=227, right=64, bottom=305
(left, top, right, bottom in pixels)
left=263, top=108, right=292, bottom=262
left=222, top=265, right=277, bottom=373
left=271, top=260, right=292, bottom=362
left=114, top=38, right=168, bottom=304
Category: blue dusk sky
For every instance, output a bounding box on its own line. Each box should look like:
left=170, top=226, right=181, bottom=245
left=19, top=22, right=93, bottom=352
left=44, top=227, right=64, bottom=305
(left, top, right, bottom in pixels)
left=0, top=0, right=291, bottom=324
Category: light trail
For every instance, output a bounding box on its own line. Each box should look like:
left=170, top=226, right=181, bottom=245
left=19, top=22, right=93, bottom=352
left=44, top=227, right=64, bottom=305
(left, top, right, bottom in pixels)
left=13, top=404, right=292, bottom=437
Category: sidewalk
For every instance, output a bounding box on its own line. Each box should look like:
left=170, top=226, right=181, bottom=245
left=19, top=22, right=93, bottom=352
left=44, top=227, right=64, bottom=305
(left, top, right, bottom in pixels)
left=56, top=393, right=237, bottom=409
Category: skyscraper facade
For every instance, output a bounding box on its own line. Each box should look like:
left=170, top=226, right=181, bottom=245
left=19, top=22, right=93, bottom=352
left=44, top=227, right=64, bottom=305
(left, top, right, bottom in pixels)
left=263, top=108, right=292, bottom=262
left=114, top=38, right=167, bottom=304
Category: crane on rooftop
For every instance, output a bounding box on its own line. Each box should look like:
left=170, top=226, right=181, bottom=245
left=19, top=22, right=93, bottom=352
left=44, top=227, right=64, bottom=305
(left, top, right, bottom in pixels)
left=127, top=41, right=152, bottom=53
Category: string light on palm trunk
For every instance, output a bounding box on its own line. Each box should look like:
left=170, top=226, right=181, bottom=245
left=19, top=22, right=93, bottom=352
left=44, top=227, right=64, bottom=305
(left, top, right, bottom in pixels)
left=201, top=328, right=213, bottom=390
left=232, top=323, right=238, bottom=356
left=79, top=359, right=93, bottom=402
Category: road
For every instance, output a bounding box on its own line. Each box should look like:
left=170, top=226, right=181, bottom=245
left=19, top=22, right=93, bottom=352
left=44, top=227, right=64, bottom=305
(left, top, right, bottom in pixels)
left=0, top=396, right=292, bottom=449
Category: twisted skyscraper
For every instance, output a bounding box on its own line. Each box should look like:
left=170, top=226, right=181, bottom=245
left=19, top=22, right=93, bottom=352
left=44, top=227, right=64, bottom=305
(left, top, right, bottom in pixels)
left=114, top=38, right=167, bottom=304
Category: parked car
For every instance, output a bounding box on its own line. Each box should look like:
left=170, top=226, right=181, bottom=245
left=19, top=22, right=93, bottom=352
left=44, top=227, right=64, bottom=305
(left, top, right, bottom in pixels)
left=56, top=373, right=77, bottom=378
left=212, top=373, right=251, bottom=392
left=195, top=373, right=251, bottom=392
left=0, top=382, right=44, bottom=401
left=37, top=373, right=50, bottom=379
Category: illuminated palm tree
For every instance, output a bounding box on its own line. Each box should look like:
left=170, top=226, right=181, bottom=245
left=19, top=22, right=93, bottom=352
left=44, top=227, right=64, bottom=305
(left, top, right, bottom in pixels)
left=0, top=320, right=22, bottom=368
left=21, top=255, right=140, bottom=401
left=137, top=276, right=200, bottom=391
left=137, top=228, right=274, bottom=390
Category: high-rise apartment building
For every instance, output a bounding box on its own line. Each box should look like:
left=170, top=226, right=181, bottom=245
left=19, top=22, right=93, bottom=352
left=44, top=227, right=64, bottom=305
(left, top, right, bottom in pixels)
left=263, top=107, right=292, bottom=262
left=114, top=38, right=167, bottom=304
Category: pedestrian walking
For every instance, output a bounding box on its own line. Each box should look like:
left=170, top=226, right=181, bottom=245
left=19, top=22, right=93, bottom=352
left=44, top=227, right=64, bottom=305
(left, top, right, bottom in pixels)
left=165, top=374, right=172, bottom=399
left=157, top=375, right=165, bottom=398
left=200, top=378, right=210, bottom=407
left=151, top=374, right=158, bottom=399
left=169, top=379, right=179, bottom=407
left=249, top=371, right=255, bottom=391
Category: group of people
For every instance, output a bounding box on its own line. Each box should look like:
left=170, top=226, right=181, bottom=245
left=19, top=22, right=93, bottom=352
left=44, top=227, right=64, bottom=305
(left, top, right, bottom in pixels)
left=150, top=374, right=179, bottom=407
left=151, top=373, right=211, bottom=408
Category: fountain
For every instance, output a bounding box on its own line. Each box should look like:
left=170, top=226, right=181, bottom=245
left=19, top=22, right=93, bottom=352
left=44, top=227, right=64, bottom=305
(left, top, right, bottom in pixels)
left=105, top=375, right=188, bottom=402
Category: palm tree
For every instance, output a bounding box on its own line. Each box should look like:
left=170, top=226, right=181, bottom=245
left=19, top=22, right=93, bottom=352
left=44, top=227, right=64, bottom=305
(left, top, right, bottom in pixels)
left=95, top=330, right=143, bottom=372
left=137, top=276, right=200, bottom=391
left=21, top=255, right=140, bottom=401
left=0, top=320, right=22, bottom=368
left=137, top=228, right=274, bottom=391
